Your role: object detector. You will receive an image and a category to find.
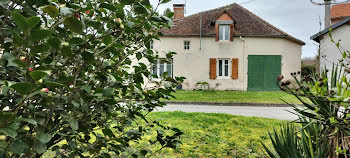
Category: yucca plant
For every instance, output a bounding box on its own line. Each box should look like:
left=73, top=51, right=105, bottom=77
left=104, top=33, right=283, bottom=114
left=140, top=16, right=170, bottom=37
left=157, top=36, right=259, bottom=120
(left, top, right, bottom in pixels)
left=262, top=121, right=329, bottom=158
left=264, top=63, right=350, bottom=158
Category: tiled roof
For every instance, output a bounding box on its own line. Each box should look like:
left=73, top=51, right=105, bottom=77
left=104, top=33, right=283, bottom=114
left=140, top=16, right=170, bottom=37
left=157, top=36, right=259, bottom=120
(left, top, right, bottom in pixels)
left=331, top=3, right=350, bottom=19
left=161, top=3, right=305, bottom=45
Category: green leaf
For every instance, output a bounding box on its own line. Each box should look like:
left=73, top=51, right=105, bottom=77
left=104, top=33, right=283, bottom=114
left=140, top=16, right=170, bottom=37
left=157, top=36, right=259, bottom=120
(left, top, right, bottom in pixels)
left=81, top=52, right=95, bottom=63
left=161, top=0, right=171, bottom=4
left=10, top=30, right=26, bottom=46
left=0, top=128, right=17, bottom=138
left=34, top=140, right=47, bottom=154
left=99, top=3, right=116, bottom=11
left=47, top=37, right=61, bottom=48
left=10, top=141, right=27, bottom=154
left=69, top=37, right=84, bottom=45
left=68, top=118, right=79, bottom=131
left=27, top=16, right=40, bottom=30
left=30, top=70, right=50, bottom=81
left=30, top=44, right=51, bottom=55
left=10, top=82, right=33, bottom=94
left=102, top=36, right=112, bottom=45
left=37, top=132, right=52, bottom=144
left=42, top=5, right=59, bottom=18
left=103, top=88, right=114, bottom=97
left=18, top=118, right=37, bottom=126
left=12, top=12, right=28, bottom=32
left=0, top=0, right=9, bottom=8
left=42, top=81, right=67, bottom=88
left=29, top=29, right=52, bottom=41
left=64, top=16, right=83, bottom=34
left=12, top=59, right=28, bottom=68
left=61, top=46, right=73, bottom=57
left=0, top=141, right=7, bottom=148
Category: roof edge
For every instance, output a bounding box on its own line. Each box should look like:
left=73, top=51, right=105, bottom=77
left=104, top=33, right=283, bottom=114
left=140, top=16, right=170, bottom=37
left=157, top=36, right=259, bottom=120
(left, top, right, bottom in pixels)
left=162, top=34, right=305, bottom=45
left=310, top=17, right=350, bottom=42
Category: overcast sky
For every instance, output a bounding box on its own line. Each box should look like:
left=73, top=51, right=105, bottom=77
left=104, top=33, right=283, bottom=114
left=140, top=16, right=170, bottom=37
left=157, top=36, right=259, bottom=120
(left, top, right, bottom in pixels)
left=150, top=0, right=326, bottom=58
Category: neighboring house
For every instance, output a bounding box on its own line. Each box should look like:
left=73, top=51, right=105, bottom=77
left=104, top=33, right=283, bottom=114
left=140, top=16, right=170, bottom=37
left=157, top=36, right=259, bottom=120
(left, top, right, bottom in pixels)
left=153, top=3, right=305, bottom=91
left=311, top=3, right=350, bottom=75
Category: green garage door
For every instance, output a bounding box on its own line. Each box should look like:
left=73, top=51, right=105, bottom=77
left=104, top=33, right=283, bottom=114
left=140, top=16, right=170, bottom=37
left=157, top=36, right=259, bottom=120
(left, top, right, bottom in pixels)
left=248, top=55, right=281, bottom=91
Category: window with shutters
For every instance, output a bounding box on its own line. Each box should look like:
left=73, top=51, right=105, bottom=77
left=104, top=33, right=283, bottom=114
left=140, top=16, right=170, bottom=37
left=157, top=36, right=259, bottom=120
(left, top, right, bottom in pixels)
left=219, top=25, right=230, bottom=41
left=152, top=59, right=172, bottom=80
left=184, top=41, right=190, bottom=50
left=217, top=59, right=230, bottom=78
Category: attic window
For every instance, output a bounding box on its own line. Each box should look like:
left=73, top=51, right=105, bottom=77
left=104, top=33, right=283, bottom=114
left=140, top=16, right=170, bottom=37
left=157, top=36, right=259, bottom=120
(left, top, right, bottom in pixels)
left=219, top=25, right=230, bottom=41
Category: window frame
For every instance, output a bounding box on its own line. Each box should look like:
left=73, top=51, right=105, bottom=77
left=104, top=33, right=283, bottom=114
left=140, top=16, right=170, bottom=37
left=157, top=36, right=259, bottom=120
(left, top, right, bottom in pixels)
left=217, top=59, right=230, bottom=78
left=184, top=41, right=190, bottom=50
left=219, top=25, right=230, bottom=41
left=152, top=58, right=173, bottom=81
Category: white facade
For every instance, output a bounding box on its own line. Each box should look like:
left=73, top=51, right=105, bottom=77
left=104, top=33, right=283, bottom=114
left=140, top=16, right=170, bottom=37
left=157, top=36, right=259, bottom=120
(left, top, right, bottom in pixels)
left=319, top=24, right=350, bottom=72
left=152, top=36, right=302, bottom=91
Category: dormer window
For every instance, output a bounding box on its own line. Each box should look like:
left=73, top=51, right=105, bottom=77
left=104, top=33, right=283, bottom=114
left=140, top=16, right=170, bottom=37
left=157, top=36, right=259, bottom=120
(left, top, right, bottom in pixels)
left=219, top=25, right=230, bottom=41
left=215, top=11, right=235, bottom=42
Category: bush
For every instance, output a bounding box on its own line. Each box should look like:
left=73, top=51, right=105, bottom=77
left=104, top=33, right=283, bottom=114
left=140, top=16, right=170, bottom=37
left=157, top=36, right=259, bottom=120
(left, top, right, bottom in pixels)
left=301, top=64, right=316, bottom=76
left=0, top=0, right=185, bottom=157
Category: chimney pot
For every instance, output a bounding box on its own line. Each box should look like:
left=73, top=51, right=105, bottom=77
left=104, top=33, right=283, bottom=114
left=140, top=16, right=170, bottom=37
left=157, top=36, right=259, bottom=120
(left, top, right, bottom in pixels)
left=173, top=4, right=185, bottom=20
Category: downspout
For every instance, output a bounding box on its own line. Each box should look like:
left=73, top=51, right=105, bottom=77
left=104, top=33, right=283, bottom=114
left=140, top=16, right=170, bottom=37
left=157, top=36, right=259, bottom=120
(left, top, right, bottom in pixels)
left=200, top=14, right=202, bottom=50
left=239, top=36, right=246, bottom=90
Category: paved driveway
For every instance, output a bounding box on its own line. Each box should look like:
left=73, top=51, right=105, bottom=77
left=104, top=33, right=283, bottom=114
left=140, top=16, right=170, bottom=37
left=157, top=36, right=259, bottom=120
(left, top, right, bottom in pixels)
left=156, top=104, right=298, bottom=121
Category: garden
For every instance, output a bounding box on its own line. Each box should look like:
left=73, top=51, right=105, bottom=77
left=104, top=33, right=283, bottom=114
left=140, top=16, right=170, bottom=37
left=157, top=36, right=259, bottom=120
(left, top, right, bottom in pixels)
left=1, top=0, right=350, bottom=157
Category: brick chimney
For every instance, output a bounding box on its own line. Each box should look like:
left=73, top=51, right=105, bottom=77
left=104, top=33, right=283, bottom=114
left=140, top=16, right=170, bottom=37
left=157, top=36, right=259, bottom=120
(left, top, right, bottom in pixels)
left=173, top=4, right=185, bottom=20
left=331, top=3, right=350, bottom=25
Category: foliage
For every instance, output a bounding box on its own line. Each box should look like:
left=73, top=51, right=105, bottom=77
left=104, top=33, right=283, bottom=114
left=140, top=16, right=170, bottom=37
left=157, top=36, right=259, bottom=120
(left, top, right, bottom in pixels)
left=301, top=64, right=317, bottom=77
left=162, top=8, right=173, bottom=18
left=137, top=112, right=285, bottom=157
left=264, top=30, right=350, bottom=157
left=168, top=90, right=301, bottom=104
left=0, top=0, right=185, bottom=157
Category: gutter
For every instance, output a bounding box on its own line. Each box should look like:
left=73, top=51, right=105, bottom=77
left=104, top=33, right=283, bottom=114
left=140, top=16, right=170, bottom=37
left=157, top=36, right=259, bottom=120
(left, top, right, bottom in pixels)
left=162, top=34, right=305, bottom=45
left=239, top=36, right=246, bottom=91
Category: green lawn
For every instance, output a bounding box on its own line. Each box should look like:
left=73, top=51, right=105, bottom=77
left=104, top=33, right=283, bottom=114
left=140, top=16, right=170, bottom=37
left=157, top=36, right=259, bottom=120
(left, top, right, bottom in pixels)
left=168, top=90, right=301, bottom=104
left=142, top=112, right=286, bottom=157
left=43, top=112, right=286, bottom=157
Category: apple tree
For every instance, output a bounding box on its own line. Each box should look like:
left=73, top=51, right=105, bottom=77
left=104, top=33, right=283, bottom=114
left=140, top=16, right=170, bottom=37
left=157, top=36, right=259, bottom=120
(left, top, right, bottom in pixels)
left=0, top=0, right=184, bottom=157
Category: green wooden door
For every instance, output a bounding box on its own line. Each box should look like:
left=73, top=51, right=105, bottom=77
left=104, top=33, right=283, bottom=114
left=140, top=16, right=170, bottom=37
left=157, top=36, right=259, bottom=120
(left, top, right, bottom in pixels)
left=248, top=55, right=281, bottom=91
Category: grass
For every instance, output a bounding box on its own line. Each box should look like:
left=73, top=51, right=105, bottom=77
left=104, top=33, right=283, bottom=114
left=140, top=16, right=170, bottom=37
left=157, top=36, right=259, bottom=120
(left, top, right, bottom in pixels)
left=168, top=90, right=301, bottom=104
left=43, top=112, right=286, bottom=157
left=142, top=112, right=286, bottom=157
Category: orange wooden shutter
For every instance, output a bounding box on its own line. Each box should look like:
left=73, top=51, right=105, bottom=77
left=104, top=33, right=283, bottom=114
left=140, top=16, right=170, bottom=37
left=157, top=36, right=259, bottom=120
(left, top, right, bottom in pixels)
left=210, top=58, right=217, bottom=79
left=232, top=58, right=238, bottom=79
left=215, top=24, right=219, bottom=42
left=230, top=24, right=234, bottom=41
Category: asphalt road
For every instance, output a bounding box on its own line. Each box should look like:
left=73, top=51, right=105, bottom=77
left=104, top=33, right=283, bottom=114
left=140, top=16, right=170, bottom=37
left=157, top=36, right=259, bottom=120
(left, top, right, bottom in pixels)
left=156, top=104, right=298, bottom=121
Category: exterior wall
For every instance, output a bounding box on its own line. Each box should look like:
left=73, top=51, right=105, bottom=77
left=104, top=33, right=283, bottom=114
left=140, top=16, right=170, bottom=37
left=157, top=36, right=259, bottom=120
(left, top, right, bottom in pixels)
left=320, top=24, right=350, bottom=76
left=153, top=36, right=302, bottom=91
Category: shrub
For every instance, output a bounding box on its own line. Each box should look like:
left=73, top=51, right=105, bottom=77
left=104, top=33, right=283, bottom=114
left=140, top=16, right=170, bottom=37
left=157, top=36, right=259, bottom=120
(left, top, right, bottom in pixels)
left=301, top=64, right=317, bottom=76
left=0, top=0, right=185, bottom=157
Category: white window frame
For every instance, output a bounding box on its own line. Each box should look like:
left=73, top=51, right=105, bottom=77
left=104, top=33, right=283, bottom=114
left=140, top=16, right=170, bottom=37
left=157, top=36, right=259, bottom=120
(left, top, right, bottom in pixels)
left=184, top=41, right=190, bottom=50
left=152, top=59, right=173, bottom=80
left=217, top=59, right=230, bottom=78
left=219, top=25, right=230, bottom=41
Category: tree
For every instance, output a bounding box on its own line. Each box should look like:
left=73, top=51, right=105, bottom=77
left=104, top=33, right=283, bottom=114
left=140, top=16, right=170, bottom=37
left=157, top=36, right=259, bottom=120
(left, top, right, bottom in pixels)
left=0, top=0, right=185, bottom=157
left=163, top=8, right=173, bottom=18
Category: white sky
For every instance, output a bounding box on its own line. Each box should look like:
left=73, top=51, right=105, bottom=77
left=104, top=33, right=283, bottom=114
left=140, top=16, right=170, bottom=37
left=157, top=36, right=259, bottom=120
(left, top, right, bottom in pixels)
left=150, top=0, right=326, bottom=58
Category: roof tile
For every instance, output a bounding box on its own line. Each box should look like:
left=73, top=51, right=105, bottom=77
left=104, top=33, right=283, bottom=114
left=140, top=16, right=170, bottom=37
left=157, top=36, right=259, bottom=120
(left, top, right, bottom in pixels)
left=161, top=3, right=305, bottom=45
